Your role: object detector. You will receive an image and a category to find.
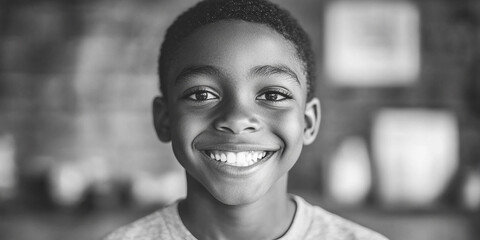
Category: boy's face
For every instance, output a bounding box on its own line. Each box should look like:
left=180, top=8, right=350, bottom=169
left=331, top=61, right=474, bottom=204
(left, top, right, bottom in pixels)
left=154, top=21, right=320, bottom=205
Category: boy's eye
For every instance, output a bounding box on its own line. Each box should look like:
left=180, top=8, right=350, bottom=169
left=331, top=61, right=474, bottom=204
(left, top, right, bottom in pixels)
left=186, top=90, right=218, bottom=101
left=257, top=90, right=292, bottom=101
left=264, top=92, right=282, bottom=101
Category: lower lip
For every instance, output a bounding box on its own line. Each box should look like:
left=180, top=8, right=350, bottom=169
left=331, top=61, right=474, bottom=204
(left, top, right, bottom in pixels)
left=201, top=151, right=276, bottom=177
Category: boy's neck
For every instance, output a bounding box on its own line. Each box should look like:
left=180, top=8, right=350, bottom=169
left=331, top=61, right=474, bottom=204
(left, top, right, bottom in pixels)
left=178, top=174, right=296, bottom=240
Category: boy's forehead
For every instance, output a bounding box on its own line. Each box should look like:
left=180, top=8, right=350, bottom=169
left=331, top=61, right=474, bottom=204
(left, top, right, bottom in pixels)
left=165, top=20, right=307, bottom=87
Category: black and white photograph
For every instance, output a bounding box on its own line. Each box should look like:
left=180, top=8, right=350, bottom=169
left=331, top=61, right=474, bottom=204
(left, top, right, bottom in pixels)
left=0, top=0, right=478, bottom=239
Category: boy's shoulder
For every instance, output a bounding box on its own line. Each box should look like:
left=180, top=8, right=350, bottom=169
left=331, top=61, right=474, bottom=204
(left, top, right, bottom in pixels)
left=102, top=201, right=194, bottom=240
left=290, top=195, right=389, bottom=240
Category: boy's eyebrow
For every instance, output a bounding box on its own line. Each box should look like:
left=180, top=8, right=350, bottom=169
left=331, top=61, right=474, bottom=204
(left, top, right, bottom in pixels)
left=174, top=65, right=222, bottom=85
left=250, top=64, right=301, bottom=86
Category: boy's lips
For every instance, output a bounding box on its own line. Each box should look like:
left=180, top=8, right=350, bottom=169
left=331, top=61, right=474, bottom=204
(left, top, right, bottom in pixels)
left=196, top=143, right=280, bottom=168
left=196, top=143, right=280, bottom=152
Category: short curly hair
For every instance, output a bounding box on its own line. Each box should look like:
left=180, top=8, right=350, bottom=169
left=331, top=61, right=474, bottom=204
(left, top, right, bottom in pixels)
left=158, top=0, right=315, bottom=100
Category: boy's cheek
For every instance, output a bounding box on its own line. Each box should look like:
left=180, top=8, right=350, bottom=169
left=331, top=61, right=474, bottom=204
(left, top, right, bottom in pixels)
left=268, top=108, right=305, bottom=153
left=268, top=107, right=304, bottom=132
left=170, top=117, right=202, bottom=139
left=169, top=112, right=211, bottom=148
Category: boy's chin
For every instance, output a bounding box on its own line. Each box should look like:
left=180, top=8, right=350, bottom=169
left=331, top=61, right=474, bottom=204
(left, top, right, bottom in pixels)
left=212, top=192, right=261, bottom=206
left=208, top=185, right=267, bottom=206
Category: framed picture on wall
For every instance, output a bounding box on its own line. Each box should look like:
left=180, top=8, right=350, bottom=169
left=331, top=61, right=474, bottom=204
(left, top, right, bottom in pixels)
left=324, top=0, right=420, bottom=86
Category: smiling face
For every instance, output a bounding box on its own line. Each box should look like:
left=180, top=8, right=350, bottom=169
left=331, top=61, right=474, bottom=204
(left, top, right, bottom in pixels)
left=154, top=20, right=320, bottom=205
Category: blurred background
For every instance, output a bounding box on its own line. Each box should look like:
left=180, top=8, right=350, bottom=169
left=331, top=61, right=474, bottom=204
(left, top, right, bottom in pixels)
left=0, top=0, right=479, bottom=239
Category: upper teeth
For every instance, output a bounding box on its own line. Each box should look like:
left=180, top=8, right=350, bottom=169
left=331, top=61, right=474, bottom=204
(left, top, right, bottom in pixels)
left=206, top=151, right=268, bottom=167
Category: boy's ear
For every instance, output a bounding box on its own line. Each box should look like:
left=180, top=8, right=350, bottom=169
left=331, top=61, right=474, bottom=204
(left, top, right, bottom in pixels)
left=303, top=97, right=321, bottom=145
left=153, top=96, right=171, bottom=142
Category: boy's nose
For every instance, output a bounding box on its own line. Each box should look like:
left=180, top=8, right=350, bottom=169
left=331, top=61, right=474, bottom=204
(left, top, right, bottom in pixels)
left=213, top=105, right=260, bottom=134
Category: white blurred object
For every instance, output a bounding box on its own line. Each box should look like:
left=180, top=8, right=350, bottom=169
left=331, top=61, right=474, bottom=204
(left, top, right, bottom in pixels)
left=131, top=171, right=186, bottom=206
left=372, top=109, right=458, bottom=208
left=325, top=0, right=420, bottom=86
left=327, top=136, right=372, bottom=206
left=81, top=156, right=112, bottom=193
left=49, top=162, right=88, bottom=206
left=462, top=170, right=480, bottom=210
left=0, top=134, right=16, bottom=200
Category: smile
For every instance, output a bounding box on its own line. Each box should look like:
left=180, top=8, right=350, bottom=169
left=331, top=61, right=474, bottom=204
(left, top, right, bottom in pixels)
left=203, top=150, right=272, bottom=167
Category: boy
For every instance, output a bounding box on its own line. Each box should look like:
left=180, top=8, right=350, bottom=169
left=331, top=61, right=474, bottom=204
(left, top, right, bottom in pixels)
left=104, top=0, right=388, bottom=239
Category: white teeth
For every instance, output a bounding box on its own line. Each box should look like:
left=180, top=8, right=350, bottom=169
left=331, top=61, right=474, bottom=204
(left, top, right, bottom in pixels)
left=205, top=150, right=270, bottom=167
left=226, top=152, right=236, bottom=164
left=237, top=152, right=246, bottom=163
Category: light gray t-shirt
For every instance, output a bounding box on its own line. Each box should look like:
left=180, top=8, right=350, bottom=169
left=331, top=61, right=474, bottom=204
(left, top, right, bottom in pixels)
left=103, top=195, right=388, bottom=240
